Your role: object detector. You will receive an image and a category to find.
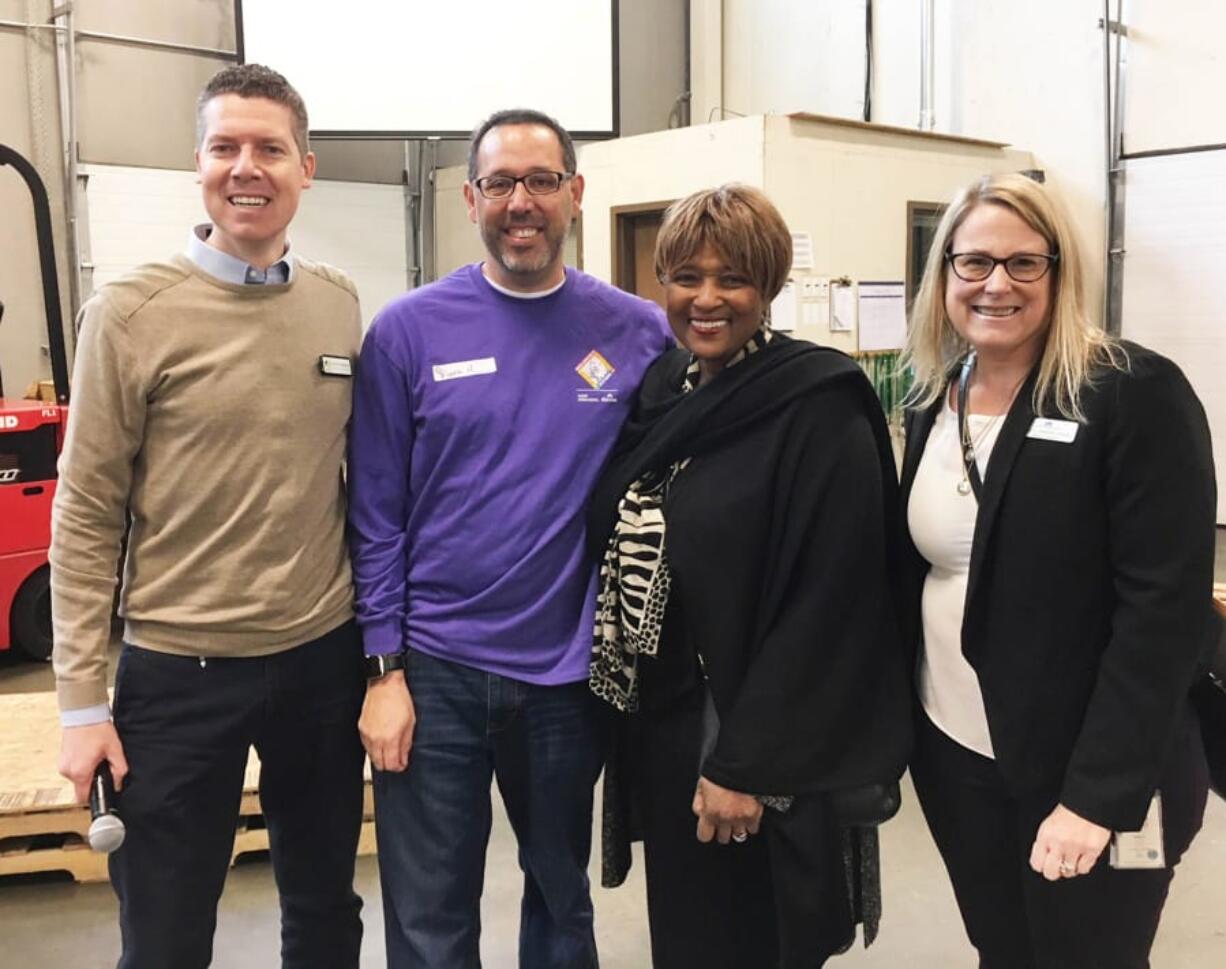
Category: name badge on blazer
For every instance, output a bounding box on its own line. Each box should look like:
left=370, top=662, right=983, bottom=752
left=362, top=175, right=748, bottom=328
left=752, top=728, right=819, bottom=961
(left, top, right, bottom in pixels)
left=1110, top=792, right=1166, bottom=869
left=1027, top=417, right=1078, bottom=444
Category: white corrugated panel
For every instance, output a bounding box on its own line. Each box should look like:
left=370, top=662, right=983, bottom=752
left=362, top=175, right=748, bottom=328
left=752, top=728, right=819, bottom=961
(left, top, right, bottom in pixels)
left=81, top=164, right=407, bottom=330
left=1120, top=149, right=1226, bottom=522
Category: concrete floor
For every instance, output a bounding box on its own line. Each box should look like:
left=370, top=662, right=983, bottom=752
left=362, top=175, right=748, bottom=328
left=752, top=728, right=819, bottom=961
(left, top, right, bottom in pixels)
left=2, top=527, right=1225, bottom=966
left=0, top=765, right=1223, bottom=968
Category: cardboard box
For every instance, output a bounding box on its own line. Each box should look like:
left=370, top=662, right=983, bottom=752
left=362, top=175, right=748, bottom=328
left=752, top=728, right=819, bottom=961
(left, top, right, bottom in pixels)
left=23, top=379, right=56, bottom=403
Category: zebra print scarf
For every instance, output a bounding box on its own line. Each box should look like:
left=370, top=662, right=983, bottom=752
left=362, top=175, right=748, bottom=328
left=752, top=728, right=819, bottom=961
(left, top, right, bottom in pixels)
left=590, top=326, right=773, bottom=712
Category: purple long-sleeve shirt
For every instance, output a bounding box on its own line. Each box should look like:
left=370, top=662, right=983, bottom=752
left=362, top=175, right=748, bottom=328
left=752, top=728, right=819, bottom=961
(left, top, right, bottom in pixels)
left=348, top=264, right=671, bottom=684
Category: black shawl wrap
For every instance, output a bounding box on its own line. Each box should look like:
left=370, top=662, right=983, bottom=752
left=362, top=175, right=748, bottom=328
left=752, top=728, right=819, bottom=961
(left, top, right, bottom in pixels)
left=589, top=335, right=913, bottom=964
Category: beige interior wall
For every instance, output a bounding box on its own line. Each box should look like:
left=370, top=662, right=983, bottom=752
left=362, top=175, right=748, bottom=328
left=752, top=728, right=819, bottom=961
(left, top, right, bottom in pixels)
left=73, top=0, right=232, bottom=170
left=762, top=115, right=1035, bottom=352
left=579, top=115, right=767, bottom=283
left=618, top=0, right=687, bottom=136
left=688, top=0, right=722, bottom=129
left=1, top=0, right=69, bottom=397
left=434, top=166, right=484, bottom=278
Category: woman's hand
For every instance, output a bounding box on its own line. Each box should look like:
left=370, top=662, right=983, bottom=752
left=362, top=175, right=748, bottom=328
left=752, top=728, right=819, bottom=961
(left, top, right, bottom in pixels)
left=692, top=777, right=764, bottom=844
left=1029, top=803, right=1111, bottom=881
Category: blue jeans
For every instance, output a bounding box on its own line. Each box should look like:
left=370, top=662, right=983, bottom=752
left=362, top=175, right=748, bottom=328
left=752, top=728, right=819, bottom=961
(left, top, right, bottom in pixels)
left=374, top=649, right=604, bottom=969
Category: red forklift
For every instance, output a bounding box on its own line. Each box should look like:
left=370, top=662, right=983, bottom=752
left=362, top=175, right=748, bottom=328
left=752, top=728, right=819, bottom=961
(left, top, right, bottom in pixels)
left=0, top=143, right=72, bottom=662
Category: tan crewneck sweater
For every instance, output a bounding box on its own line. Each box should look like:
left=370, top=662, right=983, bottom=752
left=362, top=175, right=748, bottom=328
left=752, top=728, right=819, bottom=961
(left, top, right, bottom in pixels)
left=51, top=254, right=361, bottom=711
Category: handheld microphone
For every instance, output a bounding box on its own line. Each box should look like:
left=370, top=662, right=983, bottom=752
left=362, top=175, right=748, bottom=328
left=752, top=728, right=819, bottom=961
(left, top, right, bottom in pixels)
left=88, top=763, right=126, bottom=853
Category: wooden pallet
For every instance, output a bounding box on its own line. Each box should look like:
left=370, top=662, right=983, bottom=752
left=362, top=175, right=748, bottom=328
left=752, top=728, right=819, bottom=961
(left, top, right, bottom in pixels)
left=0, top=691, right=375, bottom=884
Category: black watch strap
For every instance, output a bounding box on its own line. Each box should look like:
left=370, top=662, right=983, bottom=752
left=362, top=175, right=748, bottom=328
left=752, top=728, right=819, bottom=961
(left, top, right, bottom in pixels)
left=365, top=651, right=406, bottom=680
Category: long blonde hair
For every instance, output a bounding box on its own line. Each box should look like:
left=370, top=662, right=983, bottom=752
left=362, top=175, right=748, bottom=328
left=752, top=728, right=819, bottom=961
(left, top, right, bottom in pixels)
left=902, top=172, right=1124, bottom=420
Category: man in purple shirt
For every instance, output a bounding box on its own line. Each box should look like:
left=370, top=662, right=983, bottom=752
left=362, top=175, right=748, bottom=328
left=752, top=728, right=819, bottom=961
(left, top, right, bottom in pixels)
left=348, top=109, right=671, bottom=968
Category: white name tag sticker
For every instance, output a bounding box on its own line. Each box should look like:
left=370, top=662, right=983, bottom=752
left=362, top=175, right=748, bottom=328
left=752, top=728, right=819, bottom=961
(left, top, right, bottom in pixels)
left=1027, top=417, right=1078, bottom=444
left=432, top=357, right=497, bottom=382
left=1110, top=792, right=1166, bottom=870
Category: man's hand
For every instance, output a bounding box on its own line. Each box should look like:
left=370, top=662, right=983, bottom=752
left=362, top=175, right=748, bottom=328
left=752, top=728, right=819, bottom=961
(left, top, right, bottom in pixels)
left=59, top=721, right=128, bottom=804
left=359, top=670, right=416, bottom=772
left=1029, top=802, right=1111, bottom=881
left=692, top=776, right=763, bottom=844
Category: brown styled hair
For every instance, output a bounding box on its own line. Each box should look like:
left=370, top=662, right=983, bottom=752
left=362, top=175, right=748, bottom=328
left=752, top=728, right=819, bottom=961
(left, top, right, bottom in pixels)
left=654, top=184, right=793, bottom=304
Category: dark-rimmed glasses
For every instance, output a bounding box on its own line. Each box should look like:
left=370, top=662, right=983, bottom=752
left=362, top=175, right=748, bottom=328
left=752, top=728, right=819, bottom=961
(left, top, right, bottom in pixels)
left=473, top=171, right=573, bottom=200
left=946, top=251, right=1059, bottom=283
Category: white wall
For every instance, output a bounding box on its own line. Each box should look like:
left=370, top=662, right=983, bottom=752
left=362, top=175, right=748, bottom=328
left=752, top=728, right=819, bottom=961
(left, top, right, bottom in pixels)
left=712, top=0, right=1135, bottom=327
left=721, top=0, right=867, bottom=122
left=82, top=165, right=408, bottom=330
left=1119, top=151, right=1226, bottom=522
left=1123, top=0, right=1226, bottom=155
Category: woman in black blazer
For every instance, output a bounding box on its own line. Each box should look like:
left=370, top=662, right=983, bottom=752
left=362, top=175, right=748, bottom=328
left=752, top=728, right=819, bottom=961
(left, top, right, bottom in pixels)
left=899, top=172, right=1214, bottom=968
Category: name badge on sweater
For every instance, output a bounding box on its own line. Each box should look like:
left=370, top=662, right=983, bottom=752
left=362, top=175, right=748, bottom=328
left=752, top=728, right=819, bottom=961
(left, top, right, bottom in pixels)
left=318, top=355, right=353, bottom=377
left=433, top=357, right=497, bottom=382
left=1027, top=417, right=1078, bottom=444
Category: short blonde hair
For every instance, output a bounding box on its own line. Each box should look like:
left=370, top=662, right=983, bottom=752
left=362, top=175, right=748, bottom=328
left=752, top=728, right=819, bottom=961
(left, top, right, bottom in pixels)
left=902, top=172, right=1124, bottom=420
left=654, top=184, right=793, bottom=303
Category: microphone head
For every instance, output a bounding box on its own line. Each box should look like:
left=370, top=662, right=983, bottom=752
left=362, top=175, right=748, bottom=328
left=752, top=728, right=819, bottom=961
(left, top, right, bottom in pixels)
left=88, top=813, right=126, bottom=853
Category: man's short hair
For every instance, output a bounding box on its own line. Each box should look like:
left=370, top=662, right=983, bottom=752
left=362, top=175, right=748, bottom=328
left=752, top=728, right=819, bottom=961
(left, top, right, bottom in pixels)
left=196, top=64, right=310, bottom=158
left=467, top=109, right=576, bottom=182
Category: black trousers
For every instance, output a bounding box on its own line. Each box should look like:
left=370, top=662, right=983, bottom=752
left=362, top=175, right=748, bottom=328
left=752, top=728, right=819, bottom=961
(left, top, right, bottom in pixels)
left=910, top=710, right=1208, bottom=969
left=109, top=621, right=367, bottom=969
left=634, top=699, right=780, bottom=969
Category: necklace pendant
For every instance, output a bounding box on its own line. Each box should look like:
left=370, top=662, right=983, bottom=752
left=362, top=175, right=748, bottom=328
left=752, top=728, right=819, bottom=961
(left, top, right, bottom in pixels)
left=963, top=446, right=976, bottom=463
left=957, top=479, right=972, bottom=496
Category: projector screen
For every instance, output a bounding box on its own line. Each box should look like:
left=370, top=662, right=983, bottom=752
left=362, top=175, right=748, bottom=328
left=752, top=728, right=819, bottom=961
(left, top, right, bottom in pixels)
left=236, top=0, right=618, bottom=138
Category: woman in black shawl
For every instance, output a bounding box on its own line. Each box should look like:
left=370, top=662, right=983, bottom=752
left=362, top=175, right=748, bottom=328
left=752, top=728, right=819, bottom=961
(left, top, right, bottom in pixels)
left=587, top=184, right=911, bottom=968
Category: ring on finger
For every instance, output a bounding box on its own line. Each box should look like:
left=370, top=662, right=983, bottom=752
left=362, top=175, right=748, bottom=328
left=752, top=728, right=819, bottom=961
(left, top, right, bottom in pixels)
left=732, top=831, right=748, bottom=843
left=1058, top=860, right=1077, bottom=876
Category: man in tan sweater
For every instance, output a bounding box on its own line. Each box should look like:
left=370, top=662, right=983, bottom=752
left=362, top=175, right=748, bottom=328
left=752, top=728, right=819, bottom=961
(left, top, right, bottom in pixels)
left=52, top=64, right=365, bottom=968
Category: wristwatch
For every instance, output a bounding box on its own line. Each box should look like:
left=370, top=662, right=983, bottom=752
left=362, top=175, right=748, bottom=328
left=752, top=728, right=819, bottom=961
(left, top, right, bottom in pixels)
left=365, top=651, right=406, bottom=681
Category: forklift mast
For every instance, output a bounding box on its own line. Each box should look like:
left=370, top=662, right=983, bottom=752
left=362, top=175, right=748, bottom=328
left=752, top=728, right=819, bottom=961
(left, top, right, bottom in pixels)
left=0, top=143, right=71, bottom=406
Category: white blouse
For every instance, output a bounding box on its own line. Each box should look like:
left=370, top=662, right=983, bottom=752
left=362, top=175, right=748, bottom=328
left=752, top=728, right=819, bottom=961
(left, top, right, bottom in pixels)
left=907, top=398, right=1006, bottom=758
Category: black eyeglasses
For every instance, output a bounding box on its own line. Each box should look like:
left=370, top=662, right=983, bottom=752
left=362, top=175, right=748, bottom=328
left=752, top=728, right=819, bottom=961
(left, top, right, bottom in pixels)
left=473, top=171, right=573, bottom=200
left=946, top=251, right=1059, bottom=283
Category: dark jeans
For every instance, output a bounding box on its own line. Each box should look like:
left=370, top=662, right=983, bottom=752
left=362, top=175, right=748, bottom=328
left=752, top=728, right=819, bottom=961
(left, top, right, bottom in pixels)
left=911, top=709, right=1208, bottom=969
left=109, top=621, right=367, bottom=969
left=373, top=649, right=603, bottom=969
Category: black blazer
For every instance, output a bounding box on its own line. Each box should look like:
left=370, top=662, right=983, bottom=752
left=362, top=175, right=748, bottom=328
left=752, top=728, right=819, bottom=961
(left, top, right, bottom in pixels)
left=899, top=342, right=1216, bottom=830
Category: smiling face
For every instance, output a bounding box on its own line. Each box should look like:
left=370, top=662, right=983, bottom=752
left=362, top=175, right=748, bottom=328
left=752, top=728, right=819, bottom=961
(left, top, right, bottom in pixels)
left=463, top=123, right=584, bottom=292
left=664, top=243, right=765, bottom=383
left=945, top=202, right=1054, bottom=368
left=195, top=94, right=315, bottom=269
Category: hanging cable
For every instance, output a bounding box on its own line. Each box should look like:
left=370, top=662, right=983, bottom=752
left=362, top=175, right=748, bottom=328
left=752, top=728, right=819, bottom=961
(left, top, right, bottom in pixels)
left=863, top=1, right=873, bottom=122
